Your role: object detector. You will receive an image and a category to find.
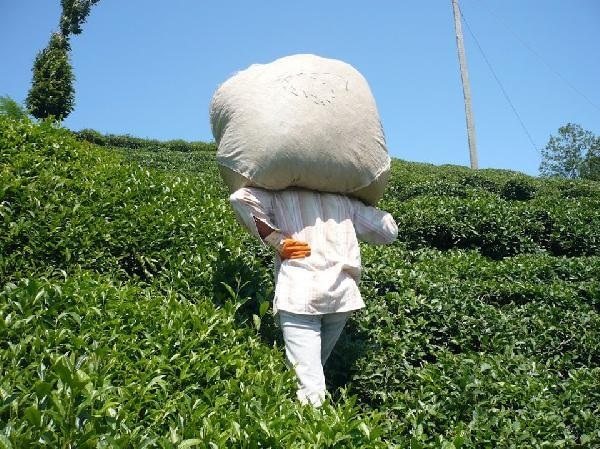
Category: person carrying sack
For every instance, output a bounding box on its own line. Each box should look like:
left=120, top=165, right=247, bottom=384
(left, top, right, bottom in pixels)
left=230, top=186, right=397, bottom=406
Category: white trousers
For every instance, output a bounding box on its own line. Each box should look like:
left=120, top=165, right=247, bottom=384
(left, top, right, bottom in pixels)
left=279, top=310, right=351, bottom=407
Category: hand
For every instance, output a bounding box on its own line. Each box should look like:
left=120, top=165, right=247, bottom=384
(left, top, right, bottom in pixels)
left=281, top=239, right=311, bottom=260
left=263, top=232, right=311, bottom=259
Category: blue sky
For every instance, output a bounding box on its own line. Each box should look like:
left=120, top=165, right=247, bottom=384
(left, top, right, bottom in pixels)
left=2, top=0, right=599, bottom=176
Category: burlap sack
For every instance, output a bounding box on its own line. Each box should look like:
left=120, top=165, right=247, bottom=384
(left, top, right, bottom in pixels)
left=210, top=54, right=390, bottom=205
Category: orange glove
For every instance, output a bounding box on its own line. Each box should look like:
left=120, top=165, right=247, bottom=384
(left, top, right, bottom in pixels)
left=281, top=239, right=311, bottom=260
left=263, top=231, right=311, bottom=259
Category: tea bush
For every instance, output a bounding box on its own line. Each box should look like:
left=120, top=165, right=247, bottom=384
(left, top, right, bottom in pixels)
left=383, top=179, right=599, bottom=259
left=386, top=159, right=600, bottom=202
left=348, top=238, right=600, bottom=445
left=0, top=274, right=387, bottom=448
left=1, top=119, right=227, bottom=287
left=2, top=115, right=599, bottom=447
left=0, top=117, right=387, bottom=447
left=75, top=128, right=216, bottom=153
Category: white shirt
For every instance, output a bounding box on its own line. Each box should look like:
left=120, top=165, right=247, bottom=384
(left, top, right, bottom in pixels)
left=229, top=187, right=398, bottom=315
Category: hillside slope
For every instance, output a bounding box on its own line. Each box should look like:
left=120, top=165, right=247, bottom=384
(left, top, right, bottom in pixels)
left=0, top=119, right=386, bottom=448
left=1, top=117, right=599, bottom=447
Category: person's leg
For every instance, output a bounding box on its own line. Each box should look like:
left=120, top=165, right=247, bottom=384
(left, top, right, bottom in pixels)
left=320, top=311, right=351, bottom=366
left=278, top=311, right=325, bottom=406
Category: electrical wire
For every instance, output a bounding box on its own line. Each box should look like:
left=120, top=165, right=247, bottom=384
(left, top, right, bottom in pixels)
left=458, top=5, right=539, bottom=152
left=472, top=0, right=600, bottom=113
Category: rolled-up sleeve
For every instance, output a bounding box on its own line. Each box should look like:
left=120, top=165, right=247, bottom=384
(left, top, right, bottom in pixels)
left=351, top=199, right=398, bottom=245
left=229, top=187, right=278, bottom=242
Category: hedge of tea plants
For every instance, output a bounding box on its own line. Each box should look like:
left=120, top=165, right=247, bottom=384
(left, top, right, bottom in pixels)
left=343, top=162, right=600, bottom=447
left=0, top=118, right=387, bottom=448
left=74, top=128, right=216, bottom=153
left=2, top=117, right=599, bottom=447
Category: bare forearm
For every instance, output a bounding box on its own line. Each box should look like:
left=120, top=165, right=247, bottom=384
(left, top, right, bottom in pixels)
left=254, top=216, right=275, bottom=239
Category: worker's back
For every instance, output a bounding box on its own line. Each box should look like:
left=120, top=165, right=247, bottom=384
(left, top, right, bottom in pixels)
left=230, top=187, right=397, bottom=314
left=270, top=189, right=362, bottom=314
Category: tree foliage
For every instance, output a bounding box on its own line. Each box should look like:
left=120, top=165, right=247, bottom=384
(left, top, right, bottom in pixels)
left=0, top=95, right=29, bottom=120
left=25, top=33, right=75, bottom=120
left=25, top=1, right=100, bottom=121
left=539, top=123, right=600, bottom=181
left=581, top=144, right=600, bottom=181
left=59, top=0, right=102, bottom=36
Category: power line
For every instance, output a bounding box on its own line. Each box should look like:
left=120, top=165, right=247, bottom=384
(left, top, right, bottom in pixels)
left=472, top=0, right=600, bottom=114
left=458, top=5, right=539, bottom=152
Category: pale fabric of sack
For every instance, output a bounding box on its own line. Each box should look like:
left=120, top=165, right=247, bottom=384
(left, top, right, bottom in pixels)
left=210, top=54, right=390, bottom=205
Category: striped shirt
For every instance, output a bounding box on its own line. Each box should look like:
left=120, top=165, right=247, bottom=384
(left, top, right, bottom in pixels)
left=229, top=187, right=398, bottom=315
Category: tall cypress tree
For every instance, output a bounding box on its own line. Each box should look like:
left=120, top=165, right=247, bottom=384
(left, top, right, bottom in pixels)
left=26, top=1, right=100, bottom=121
left=26, top=33, right=74, bottom=120
left=60, top=0, right=102, bottom=36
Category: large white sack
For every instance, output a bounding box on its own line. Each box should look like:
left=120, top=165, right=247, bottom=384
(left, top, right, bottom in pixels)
left=210, top=54, right=390, bottom=205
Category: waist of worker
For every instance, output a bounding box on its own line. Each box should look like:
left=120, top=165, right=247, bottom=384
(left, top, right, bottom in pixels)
left=276, top=258, right=361, bottom=275
left=273, top=275, right=365, bottom=316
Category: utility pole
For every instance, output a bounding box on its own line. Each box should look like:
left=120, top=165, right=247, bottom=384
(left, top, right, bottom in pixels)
left=452, top=0, right=478, bottom=169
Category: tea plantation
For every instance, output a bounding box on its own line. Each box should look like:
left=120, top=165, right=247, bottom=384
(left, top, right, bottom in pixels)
left=1, top=116, right=599, bottom=448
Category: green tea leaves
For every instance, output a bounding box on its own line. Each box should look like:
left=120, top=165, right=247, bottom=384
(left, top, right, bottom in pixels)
left=1, top=116, right=598, bottom=447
